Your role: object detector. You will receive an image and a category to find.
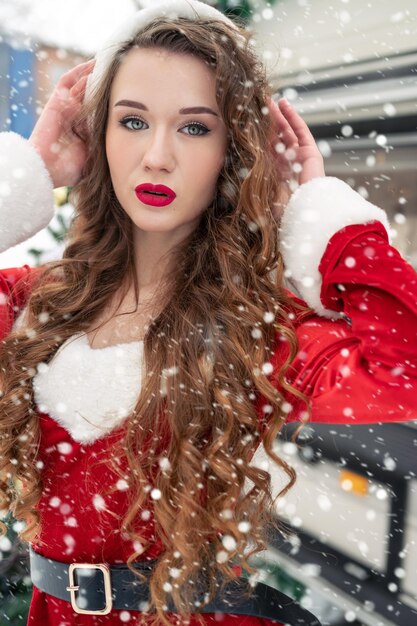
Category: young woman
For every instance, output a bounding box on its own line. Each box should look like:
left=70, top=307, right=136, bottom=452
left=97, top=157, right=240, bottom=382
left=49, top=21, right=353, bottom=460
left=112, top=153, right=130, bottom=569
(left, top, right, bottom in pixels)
left=0, top=1, right=416, bottom=624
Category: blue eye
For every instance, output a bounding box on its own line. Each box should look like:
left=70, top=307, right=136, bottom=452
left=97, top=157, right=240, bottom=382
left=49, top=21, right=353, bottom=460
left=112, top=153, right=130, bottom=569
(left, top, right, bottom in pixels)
left=119, top=116, right=147, bottom=131
left=181, top=122, right=209, bottom=136
left=119, top=116, right=210, bottom=137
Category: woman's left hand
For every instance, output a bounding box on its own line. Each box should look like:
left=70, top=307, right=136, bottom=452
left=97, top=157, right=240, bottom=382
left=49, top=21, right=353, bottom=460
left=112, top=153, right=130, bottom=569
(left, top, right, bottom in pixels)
left=268, top=98, right=325, bottom=217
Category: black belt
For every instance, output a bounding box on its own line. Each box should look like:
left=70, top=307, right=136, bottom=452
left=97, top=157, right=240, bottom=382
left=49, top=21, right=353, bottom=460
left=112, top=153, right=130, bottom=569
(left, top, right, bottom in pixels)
left=29, top=547, right=321, bottom=624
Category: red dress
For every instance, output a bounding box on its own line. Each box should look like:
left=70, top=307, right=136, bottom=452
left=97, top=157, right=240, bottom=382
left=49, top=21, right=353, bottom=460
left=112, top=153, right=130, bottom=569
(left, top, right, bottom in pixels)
left=1, top=220, right=416, bottom=626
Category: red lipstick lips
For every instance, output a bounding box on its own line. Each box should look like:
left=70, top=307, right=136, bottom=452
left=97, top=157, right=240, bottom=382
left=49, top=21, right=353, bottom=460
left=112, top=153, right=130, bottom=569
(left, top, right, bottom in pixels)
left=135, top=183, right=176, bottom=207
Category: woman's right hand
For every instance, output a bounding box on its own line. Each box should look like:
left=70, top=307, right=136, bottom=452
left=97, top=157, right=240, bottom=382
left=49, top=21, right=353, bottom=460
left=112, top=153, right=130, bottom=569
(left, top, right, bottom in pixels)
left=28, top=59, right=95, bottom=189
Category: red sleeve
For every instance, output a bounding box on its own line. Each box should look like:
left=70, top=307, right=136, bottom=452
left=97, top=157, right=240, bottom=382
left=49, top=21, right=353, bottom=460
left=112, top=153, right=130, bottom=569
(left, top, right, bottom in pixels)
left=277, top=221, right=417, bottom=424
left=0, top=265, right=36, bottom=339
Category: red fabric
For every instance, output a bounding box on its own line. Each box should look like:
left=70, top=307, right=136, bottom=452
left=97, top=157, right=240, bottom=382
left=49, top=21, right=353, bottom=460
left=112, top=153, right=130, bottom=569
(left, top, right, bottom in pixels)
left=258, top=221, right=416, bottom=427
left=1, top=220, right=416, bottom=625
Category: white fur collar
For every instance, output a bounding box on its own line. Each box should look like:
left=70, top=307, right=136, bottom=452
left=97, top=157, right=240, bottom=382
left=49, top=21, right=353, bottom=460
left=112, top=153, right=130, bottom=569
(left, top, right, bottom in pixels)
left=33, top=332, right=144, bottom=444
left=279, top=176, right=390, bottom=319
left=0, top=132, right=55, bottom=253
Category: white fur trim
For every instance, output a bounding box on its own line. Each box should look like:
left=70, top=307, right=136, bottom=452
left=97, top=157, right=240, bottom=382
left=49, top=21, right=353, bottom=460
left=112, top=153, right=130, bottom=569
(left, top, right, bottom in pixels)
left=0, top=132, right=55, bottom=253
left=85, top=0, right=244, bottom=102
left=279, top=176, right=391, bottom=319
left=33, top=332, right=144, bottom=444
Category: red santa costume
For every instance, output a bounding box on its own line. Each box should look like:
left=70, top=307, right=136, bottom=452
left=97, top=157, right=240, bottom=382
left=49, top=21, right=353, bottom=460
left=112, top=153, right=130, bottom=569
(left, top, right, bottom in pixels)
left=0, top=2, right=417, bottom=623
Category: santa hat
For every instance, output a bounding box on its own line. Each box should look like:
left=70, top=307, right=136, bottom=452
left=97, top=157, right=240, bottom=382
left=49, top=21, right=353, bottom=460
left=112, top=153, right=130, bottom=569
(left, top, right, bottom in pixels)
left=85, top=0, right=245, bottom=102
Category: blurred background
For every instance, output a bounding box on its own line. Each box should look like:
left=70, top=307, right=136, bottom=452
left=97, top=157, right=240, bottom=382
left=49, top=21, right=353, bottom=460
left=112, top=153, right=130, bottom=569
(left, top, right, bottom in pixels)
left=0, top=1, right=416, bottom=625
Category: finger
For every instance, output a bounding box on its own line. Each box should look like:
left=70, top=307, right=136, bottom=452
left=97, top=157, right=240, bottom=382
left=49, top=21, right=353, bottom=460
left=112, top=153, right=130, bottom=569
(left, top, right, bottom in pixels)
left=268, top=100, right=298, bottom=150
left=70, top=73, right=90, bottom=99
left=277, top=98, right=317, bottom=149
left=59, top=59, right=96, bottom=90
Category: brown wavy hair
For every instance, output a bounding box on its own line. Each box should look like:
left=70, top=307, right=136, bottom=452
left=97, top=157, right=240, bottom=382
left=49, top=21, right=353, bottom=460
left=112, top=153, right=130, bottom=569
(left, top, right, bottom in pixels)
left=0, top=16, right=312, bottom=626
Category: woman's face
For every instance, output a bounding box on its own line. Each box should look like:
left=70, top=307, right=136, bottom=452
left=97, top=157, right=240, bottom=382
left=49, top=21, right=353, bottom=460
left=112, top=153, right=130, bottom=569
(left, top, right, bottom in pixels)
left=106, top=47, right=228, bottom=240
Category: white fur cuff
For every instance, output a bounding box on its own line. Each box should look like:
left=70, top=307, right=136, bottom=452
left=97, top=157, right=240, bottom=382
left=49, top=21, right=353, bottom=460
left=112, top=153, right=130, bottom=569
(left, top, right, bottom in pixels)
left=0, top=131, right=55, bottom=253
left=279, top=176, right=391, bottom=319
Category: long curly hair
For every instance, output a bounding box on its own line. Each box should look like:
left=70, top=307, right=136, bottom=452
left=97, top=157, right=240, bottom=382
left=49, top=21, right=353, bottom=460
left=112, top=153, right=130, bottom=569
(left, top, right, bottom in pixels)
left=0, top=16, right=312, bottom=626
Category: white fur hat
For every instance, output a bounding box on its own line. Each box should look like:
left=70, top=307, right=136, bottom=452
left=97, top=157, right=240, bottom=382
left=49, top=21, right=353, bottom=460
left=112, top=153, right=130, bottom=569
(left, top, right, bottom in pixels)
left=85, top=0, right=244, bottom=102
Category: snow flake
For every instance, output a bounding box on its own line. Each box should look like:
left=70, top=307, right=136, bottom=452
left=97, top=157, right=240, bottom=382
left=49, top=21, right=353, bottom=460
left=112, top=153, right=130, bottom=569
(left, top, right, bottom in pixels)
left=49, top=496, right=61, bottom=508
left=283, top=88, right=298, bottom=102
left=339, top=365, right=351, bottom=378
left=92, top=494, right=106, bottom=511
left=158, top=457, right=171, bottom=472
left=163, top=581, right=173, bottom=593
left=317, top=495, right=332, bottom=512
left=216, top=550, right=229, bottom=564
left=394, top=213, right=406, bottom=225
left=169, top=567, right=181, bottom=579
left=0, top=536, right=12, bottom=551
left=299, top=563, right=321, bottom=577
left=376, top=134, right=387, bottom=147
left=57, top=441, right=72, bottom=455
left=339, top=10, right=351, bottom=24
left=263, top=312, right=275, bottom=323
left=383, top=456, right=396, bottom=471
left=119, top=611, right=131, bottom=622
left=220, top=508, right=233, bottom=520
left=376, top=488, right=388, bottom=501
left=238, top=521, right=251, bottom=533
left=222, top=535, right=237, bottom=551
left=133, top=541, right=145, bottom=555
left=63, top=534, right=75, bottom=555
left=383, top=103, right=397, bottom=117
left=282, top=442, right=298, bottom=457
left=116, top=479, right=129, bottom=491
left=341, top=479, right=353, bottom=492
left=262, top=8, right=274, bottom=20
left=150, top=488, right=162, bottom=500
left=247, top=220, right=259, bottom=233
left=344, top=610, right=358, bottom=623
left=38, top=311, right=50, bottom=324
left=261, top=362, right=273, bottom=376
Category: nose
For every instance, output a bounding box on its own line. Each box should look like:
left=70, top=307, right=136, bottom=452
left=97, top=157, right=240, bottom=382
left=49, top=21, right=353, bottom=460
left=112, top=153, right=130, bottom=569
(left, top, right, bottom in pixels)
left=141, top=128, right=175, bottom=173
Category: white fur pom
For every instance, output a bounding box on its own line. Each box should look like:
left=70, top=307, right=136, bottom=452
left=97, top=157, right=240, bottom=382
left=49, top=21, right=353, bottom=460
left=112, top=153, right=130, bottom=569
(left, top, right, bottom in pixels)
left=279, top=177, right=391, bottom=319
left=0, top=132, right=55, bottom=253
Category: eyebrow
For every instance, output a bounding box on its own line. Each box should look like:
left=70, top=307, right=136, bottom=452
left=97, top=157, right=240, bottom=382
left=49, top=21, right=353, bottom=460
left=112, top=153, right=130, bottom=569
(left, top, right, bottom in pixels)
left=114, top=99, right=219, bottom=117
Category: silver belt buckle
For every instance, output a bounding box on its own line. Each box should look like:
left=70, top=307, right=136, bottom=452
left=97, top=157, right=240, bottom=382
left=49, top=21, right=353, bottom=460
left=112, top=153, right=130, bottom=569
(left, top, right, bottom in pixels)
left=66, top=563, right=113, bottom=615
